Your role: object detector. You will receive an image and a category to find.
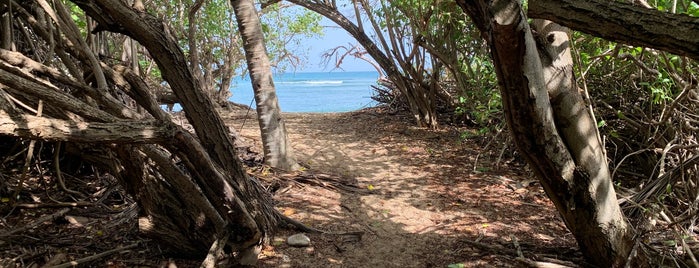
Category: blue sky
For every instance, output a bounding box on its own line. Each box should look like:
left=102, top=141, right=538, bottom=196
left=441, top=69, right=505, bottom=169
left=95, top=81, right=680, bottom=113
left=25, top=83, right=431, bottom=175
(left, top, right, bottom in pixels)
left=298, top=18, right=375, bottom=73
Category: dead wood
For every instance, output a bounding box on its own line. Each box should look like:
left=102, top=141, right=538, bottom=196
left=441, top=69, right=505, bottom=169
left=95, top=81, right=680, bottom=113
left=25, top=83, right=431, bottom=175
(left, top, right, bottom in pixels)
left=49, top=243, right=139, bottom=268
left=0, top=111, right=174, bottom=143
left=278, top=171, right=372, bottom=194
left=0, top=0, right=276, bottom=259
left=12, top=202, right=93, bottom=209
left=0, top=208, right=70, bottom=238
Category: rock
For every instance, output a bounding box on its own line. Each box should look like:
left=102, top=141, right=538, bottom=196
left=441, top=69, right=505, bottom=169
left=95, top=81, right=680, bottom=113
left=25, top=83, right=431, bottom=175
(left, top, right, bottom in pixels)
left=287, top=233, right=311, bottom=247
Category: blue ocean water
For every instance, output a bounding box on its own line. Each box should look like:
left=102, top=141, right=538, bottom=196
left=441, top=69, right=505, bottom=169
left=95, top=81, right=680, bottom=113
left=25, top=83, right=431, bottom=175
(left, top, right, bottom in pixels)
left=229, top=71, right=380, bottom=112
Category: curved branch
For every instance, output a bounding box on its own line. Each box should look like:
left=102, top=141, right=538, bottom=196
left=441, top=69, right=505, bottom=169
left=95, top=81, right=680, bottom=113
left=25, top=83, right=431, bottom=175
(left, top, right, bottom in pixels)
left=528, top=0, right=699, bottom=60
left=0, top=110, right=173, bottom=143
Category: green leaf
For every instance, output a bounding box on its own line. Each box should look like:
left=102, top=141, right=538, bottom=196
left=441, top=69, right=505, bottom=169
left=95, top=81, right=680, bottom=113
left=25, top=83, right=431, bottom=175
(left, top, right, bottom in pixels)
left=448, top=263, right=466, bottom=268
left=597, top=120, right=606, bottom=128
left=610, top=131, right=620, bottom=139
left=476, top=167, right=490, bottom=172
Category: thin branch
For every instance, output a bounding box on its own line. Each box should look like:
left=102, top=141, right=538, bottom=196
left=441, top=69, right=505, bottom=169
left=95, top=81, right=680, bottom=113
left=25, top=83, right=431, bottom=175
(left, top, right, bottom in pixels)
left=0, top=208, right=70, bottom=238
left=12, top=202, right=93, bottom=208
left=10, top=100, right=42, bottom=205
left=50, top=243, right=139, bottom=268
left=54, top=142, right=85, bottom=198
left=200, top=232, right=229, bottom=268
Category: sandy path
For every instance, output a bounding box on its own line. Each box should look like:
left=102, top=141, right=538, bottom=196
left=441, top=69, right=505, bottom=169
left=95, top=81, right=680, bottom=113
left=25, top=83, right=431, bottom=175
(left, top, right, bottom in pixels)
left=223, top=109, right=576, bottom=268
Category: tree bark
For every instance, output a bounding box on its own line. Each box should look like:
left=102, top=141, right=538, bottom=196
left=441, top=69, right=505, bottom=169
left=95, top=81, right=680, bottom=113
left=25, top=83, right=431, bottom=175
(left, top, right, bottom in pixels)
left=0, top=111, right=173, bottom=143
left=456, top=1, right=646, bottom=266
left=231, top=0, right=299, bottom=171
left=70, top=0, right=278, bottom=255
left=528, top=0, right=699, bottom=60
left=0, top=4, right=12, bottom=51
left=0, top=1, right=282, bottom=262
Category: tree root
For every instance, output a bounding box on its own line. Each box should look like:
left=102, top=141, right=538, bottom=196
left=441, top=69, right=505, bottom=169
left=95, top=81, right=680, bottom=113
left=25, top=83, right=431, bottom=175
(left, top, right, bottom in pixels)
left=0, top=208, right=70, bottom=238
left=50, top=243, right=139, bottom=268
left=276, top=211, right=364, bottom=238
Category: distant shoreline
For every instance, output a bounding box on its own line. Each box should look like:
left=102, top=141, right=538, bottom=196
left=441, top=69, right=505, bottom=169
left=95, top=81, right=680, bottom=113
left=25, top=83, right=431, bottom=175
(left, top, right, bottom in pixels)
left=230, top=71, right=379, bottom=113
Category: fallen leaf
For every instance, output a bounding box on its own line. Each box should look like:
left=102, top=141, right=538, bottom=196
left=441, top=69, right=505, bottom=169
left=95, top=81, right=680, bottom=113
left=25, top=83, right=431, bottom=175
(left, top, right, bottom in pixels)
left=65, top=215, right=90, bottom=227
left=537, top=233, right=554, bottom=241
left=283, top=208, right=296, bottom=216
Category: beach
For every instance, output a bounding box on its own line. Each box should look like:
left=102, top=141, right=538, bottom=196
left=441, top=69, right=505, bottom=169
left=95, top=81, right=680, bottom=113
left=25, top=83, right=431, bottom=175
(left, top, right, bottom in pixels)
left=229, top=71, right=380, bottom=112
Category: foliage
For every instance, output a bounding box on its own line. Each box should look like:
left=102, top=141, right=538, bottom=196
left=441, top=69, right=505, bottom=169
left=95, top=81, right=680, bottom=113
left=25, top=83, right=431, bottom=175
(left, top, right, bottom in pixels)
left=570, top=9, right=699, bottom=262
left=366, top=0, right=500, bottom=127
left=259, top=3, right=323, bottom=71
left=142, top=0, right=322, bottom=99
left=64, top=1, right=87, bottom=32
left=652, top=0, right=699, bottom=14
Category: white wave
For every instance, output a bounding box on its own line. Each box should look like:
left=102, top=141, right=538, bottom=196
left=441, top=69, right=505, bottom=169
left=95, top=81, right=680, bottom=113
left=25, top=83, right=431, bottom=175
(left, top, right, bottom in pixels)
left=278, top=80, right=344, bottom=85
left=306, top=80, right=343, bottom=84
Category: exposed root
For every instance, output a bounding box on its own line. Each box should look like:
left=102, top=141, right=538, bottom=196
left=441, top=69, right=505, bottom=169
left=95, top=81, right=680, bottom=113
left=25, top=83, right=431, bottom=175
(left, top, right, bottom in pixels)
left=276, top=210, right=364, bottom=238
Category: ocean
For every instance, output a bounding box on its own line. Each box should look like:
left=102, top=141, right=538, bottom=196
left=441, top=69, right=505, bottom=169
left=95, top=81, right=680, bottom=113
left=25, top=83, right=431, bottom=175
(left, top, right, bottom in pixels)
left=229, top=71, right=380, bottom=113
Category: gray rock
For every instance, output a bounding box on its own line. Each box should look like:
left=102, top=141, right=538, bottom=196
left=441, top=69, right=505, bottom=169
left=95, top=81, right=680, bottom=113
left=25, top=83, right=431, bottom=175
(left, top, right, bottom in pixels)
left=287, top=233, right=311, bottom=247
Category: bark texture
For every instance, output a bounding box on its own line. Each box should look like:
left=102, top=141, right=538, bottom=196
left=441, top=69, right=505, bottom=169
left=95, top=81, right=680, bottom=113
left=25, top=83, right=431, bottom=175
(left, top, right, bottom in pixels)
left=528, top=0, right=699, bottom=60
left=0, top=111, right=173, bottom=143
left=456, top=1, right=645, bottom=266
left=1, top=7, right=12, bottom=50
left=66, top=0, right=278, bottom=257
left=231, top=0, right=299, bottom=171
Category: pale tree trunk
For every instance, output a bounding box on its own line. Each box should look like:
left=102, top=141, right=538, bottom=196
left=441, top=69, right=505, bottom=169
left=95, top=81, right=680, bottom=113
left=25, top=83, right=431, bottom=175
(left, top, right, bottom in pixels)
left=1, top=5, right=13, bottom=51
left=231, top=0, right=299, bottom=171
left=187, top=0, right=205, bottom=88
left=120, top=0, right=140, bottom=81
left=456, top=1, right=647, bottom=267
left=216, top=23, right=240, bottom=102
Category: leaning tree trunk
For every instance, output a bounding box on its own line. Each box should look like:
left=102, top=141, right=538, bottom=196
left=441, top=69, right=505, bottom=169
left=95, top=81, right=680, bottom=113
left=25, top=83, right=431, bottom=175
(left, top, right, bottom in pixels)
left=0, top=45, right=229, bottom=256
left=456, top=1, right=647, bottom=267
left=3, top=0, right=275, bottom=261
left=231, top=0, right=299, bottom=171
left=68, top=0, right=278, bottom=258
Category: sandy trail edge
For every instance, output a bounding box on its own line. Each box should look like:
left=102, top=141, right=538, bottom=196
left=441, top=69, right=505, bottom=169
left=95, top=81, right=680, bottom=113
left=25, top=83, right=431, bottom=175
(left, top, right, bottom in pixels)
left=222, top=109, right=577, bottom=268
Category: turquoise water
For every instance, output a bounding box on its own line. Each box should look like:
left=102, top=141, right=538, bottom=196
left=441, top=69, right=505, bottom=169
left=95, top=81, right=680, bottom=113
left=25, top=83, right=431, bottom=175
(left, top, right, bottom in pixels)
left=229, top=71, right=380, bottom=112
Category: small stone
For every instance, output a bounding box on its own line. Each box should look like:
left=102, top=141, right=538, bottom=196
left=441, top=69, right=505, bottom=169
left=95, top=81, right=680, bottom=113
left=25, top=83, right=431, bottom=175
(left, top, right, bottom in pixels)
left=287, top=233, right=311, bottom=247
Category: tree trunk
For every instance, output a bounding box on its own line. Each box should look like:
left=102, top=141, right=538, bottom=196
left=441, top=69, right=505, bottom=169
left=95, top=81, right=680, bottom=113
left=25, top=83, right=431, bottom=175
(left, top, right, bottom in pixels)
left=528, top=0, right=699, bottom=60
left=456, top=1, right=646, bottom=266
left=69, top=0, right=278, bottom=258
left=231, top=0, right=299, bottom=171
left=1, top=5, right=12, bottom=51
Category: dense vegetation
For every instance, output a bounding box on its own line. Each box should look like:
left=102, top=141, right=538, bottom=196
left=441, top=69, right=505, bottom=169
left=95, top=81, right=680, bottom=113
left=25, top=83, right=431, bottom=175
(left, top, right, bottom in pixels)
left=0, top=0, right=697, bottom=267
